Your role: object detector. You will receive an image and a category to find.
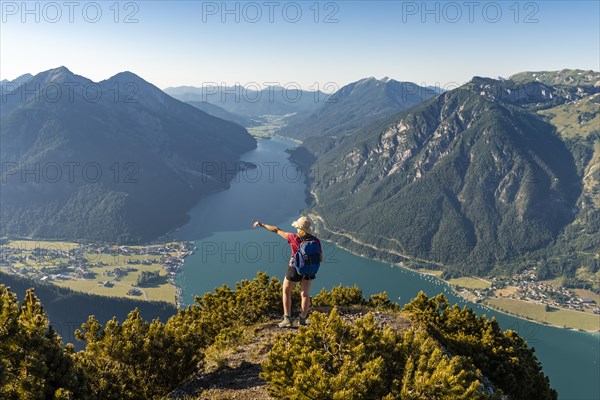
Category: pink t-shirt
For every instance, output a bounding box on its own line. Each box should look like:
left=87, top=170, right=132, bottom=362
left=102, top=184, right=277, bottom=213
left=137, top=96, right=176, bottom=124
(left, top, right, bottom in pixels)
left=286, top=233, right=322, bottom=259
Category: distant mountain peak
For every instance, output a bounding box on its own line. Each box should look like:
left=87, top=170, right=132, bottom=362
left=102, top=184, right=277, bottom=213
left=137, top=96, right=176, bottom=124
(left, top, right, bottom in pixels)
left=109, top=70, right=147, bottom=82
left=32, top=66, right=90, bottom=86
left=352, top=77, right=415, bottom=88
left=355, top=76, right=377, bottom=85
left=45, top=66, right=74, bottom=80
left=279, top=76, right=438, bottom=139
left=101, top=71, right=174, bottom=108
left=104, top=71, right=161, bottom=91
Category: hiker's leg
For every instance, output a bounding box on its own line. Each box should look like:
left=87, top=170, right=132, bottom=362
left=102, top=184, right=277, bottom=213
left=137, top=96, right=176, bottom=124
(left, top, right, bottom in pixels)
left=300, top=278, right=312, bottom=318
left=282, top=277, right=295, bottom=317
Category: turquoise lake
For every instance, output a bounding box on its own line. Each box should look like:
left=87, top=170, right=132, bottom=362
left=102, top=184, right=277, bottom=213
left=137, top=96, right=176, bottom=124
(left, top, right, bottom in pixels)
left=175, top=137, right=600, bottom=400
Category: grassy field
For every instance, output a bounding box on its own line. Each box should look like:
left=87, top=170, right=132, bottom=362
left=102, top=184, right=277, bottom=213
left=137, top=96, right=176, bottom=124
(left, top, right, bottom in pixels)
left=485, top=298, right=600, bottom=332
left=12, top=258, right=71, bottom=269
left=538, top=93, right=600, bottom=138
left=416, top=268, right=444, bottom=277
left=539, top=277, right=564, bottom=288
left=447, top=277, right=491, bottom=289
left=82, top=254, right=174, bottom=303
left=572, top=289, right=600, bottom=304
left=246, top=114, right=293, bottom=137
left=53, top=279, right=175, bottom=303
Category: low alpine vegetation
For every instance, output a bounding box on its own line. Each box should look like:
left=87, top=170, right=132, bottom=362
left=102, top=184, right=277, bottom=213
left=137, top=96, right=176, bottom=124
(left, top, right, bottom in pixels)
left=0, top=273, right=557, bottom=399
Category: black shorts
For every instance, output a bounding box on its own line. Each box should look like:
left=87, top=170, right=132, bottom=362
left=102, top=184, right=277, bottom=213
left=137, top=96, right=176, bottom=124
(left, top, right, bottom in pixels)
left=285, top=267, right=316, bottom=282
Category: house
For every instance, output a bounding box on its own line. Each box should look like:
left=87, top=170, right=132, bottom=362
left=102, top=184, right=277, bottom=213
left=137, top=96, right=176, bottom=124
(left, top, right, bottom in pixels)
left=127, top=288, right=142, bottom=296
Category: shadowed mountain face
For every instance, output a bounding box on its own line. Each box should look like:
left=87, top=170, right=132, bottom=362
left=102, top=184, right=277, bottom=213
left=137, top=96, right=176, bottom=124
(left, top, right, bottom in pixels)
left=278, top=77, right=439, bottom=140
left=0, top=67, right=256, bottom=243
left=295, top=74, right=599, bottom=275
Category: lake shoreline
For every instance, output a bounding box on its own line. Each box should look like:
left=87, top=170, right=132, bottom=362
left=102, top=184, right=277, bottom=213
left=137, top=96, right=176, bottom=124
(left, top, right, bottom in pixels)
left=170, top=135, right=598, bottom=399
left=306, top=209, right=600, bottom=333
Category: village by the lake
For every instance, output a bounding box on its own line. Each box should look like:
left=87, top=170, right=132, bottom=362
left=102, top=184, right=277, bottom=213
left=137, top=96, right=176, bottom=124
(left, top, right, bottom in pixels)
left=0, top=239, right=195, bottom=307
left=441, top=267, right=600, bottom=331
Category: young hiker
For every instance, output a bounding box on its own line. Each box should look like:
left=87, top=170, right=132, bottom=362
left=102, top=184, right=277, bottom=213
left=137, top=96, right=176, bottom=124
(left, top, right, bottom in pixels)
left=253, top=216, right=323, bottom=327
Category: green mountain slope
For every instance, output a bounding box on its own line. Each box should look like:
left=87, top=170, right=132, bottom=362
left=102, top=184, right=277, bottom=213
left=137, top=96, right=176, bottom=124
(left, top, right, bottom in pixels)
left=296, top=72, right=599, bottom=278
left=531, top=90, right=600, bottom=285
left=0, top=67, right=256, bottom=243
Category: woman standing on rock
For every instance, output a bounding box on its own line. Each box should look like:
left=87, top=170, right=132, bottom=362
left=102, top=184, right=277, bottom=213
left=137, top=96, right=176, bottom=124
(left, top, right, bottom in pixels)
left=253, top=216, right=323, bottom=327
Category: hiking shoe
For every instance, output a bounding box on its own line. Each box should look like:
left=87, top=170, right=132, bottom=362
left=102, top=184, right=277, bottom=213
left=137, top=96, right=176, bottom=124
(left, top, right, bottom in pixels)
left=278, top=316, right=292, bottom=328
left=298, top=315, right=308, bottom=326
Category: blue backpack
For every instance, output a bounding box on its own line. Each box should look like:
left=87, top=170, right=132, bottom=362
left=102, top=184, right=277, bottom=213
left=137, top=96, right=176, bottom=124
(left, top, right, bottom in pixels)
left=293, top=236, right=322, bottom=276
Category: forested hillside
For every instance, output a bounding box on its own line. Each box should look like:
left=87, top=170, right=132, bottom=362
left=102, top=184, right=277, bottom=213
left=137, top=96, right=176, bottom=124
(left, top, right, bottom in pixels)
left=291, top=71, right=600, bottom=285
left=0, top=67, right=256, bottom=243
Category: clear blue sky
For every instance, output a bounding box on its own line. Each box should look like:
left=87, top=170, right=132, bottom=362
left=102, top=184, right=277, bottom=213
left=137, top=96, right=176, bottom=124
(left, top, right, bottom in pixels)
left=1, top=1, right=598, bottom=90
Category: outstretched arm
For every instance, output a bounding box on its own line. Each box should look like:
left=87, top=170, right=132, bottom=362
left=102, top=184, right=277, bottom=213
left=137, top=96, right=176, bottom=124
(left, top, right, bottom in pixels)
left=253, top=220, right=289, bottom=239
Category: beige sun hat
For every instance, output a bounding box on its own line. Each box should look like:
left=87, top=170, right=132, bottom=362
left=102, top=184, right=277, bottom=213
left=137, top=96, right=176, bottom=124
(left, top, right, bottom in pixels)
left=291, top=216, right=313, bottom=235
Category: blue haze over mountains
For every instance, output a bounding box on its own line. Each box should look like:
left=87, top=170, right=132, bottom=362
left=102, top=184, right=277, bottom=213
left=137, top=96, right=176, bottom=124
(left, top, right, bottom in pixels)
left=164, top=84, right=327, bottom=119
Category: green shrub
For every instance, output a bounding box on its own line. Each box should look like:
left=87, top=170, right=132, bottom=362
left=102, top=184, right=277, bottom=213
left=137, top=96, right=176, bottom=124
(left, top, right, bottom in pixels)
left=400, top=329, right=487, bottom=400
left=312, top=284, right=366, bottom=307
left=403, top=291, right=557, bottom=400
left=368, top=291, right=400, bottom=311
left=75, top=309, right=203, bottom=400
left=204, top=325, right=248, bottom=370
left=0, top=286, right=91, bottom=400
left=261, top=309, right=405, bottom=399
left=262, top=308, right=491, bottom=399
left=1, top=274, right=556, bottom=400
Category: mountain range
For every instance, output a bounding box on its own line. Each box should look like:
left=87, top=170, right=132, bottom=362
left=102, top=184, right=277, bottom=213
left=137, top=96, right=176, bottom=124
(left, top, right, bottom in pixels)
left=3, top=67, right=598, bottom=287
left=164, top=84, right=325, bottom=118
left=278, top=77, right=439, bottom=140
left=292, top=70, right=600, bottom=284
left=184, top=100, right=257, bottom=127
left=0, top=67, right=256, bottom=243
